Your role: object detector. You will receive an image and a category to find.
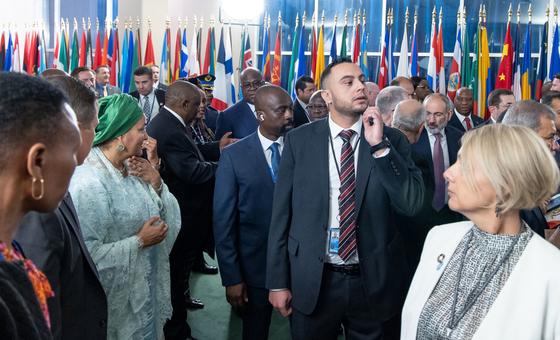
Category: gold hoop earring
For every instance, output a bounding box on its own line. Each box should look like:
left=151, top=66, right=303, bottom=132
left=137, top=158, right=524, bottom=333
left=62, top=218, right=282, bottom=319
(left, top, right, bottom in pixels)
left=116, top=144, right=125, bottom=152
left=31, top=177, right=45, bottom=200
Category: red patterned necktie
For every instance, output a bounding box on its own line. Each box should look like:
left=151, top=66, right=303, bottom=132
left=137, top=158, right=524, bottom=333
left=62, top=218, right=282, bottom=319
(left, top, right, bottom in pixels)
left=432, top=133, right=446, bottom=211
left=464, top=116, right=472, bottom=130
left=338, top=129, right=357, bottom=261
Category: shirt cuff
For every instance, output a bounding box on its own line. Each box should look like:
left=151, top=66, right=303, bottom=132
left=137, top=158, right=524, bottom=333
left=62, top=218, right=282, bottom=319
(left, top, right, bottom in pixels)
left=270, top=288, right=289, bottom=292
left=373, top=148, right=390, bottom=158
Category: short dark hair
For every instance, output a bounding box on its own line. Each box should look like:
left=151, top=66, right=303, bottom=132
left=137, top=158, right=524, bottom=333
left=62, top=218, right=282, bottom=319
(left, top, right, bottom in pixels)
left=487, top=88, right=514, bottom=108
left=554, top=74, right=560, bottom=81
left=295, top=76, right=314, bottom=92
left=47, top=76, right=97, bottom=125
left=70, top=66, right=94, bottom=78
left=410, top=76, right=426, bottom=89
left=541, top=91, right=560, bottom=106
left=0, top=72, right=69, bottom=170
left=320, top=57, right=353, bottom=89
left=95, top=65, right=110, bottom=73
left=133, top=66, right=153, bottom=78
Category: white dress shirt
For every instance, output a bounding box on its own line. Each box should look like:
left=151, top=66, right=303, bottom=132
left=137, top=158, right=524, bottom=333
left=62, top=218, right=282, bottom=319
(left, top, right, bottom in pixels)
left=426, top=128, right=450, bottom=203
left=454, top=109, right=474, bottom=130
left=140, top=89, right=160, bottom=120
left=257, top=126, right=284, bottom=169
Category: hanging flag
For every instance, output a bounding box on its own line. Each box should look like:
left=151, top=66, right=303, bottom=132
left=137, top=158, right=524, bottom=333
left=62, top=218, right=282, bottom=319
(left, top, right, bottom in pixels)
left=160, top=27, right=169, bottom=84
left=226, top=25, right=236, bottom=105
left=378, top=16, right=389, bottom=89
left=260, top=18, right=271, bottom=81
left=311, top=21, right=318, bottom=78
left=294, top=22, right=306, bottom=99
left=436, top=9, right=446, bottom=94
left=448, top=20, right=462, bottom=101
left=119, top=27, right=130, bottom=93
left=94, top=23, right=102, bottom=69
left=521, top=20, right=532, bottom=100
left=339, top=20, right=347, bottom=58
left=329, top=19, right=337, bottom=63
left=549, top=23, right=560, bottom=82
left=203, top=26, right=216, bottom=74
left=478, top=20, right=492, bottom=119
left=359, top=31, right=369, bottom=79
left=86, top=20, right=93, bottom=68
left=70, top=24, right=80, bottom=72
left=427, top=9, right=438, bottom=92
left=4, top=31, right=12, bottom=71
left=513, top=16, right=522, bottom=100
left=243, top=31, right=253, bottom=70
left=102, top=23, right=109, bottom=66
left=396, top=13, right=409, bottom=77
left=187, top=24, right=200, bottom=77
left=0, top=31, right=5, bottom=71
left=173, top=26, right=181, bottom=81
left=461, top=25, right=472, bottom=89
left=387, top=16, right=395, bottom=81
left=213, top=26, right=235, bottom=110
left=38, top=28, right=47, bottom=74
left=271, top=19, right=282, bottom=86
left=471, top=22, right=480, bottom=115
left=57, top=28, right=69, bottom=72
left=496, top=20, right=513, bottom=90
left=409, top=16, right=418, bottom=77
left=197, top=25, right=202, bottom=71
left=287, top=16, right=300, bottom=96
left=129, top=28, right=140, bottom=92
left=144, top=28, right=155, bottom=66
left=79, top=22, right=87, bottom=67
left=352, top=16, right=361, bottom=64
left=315, top=23, right=325, bottom=87
left=12, top=32, right=21, bottom=72
left=536, top=20, right=550, bottom=101
left=53, top=30, right=60, bottom=69
left=180, top=27, right=188, bottom=78
left=107, top=26, right=114, bottom=75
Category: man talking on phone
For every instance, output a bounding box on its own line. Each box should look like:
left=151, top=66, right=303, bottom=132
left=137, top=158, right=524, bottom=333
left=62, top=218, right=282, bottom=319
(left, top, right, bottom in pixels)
left=266, top=58, right=424, bottom=339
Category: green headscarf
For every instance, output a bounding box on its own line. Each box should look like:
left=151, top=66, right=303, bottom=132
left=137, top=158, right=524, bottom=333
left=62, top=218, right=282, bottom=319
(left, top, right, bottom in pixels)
left=93, top=94, right=144, bottom=146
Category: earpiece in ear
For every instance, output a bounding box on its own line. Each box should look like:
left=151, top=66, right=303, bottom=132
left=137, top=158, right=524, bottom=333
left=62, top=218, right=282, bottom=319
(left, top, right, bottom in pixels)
left=260, top=115, right=265, bottom=121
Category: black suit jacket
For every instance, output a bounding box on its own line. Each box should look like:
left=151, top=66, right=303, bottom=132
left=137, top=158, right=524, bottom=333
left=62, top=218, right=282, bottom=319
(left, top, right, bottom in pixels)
left=147, top=107, right=218, bottom=253
left=448, top=111, right=484, bottom=132
left=214, top=132, right=275, bottom=288
left=266, top=119, right=424, bottom=318
left=130, top=89, right=166, bottom=109
left=292, top=99, right=310, bottom=128
left=16, top=195, right=108, bottom=340
left=205, top=106, right=219, bottom=134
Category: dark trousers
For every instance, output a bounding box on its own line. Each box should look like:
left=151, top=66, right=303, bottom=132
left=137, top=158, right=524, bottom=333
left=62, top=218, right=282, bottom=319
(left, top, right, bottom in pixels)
left=164, top=226, right=199, bottom=340
left=290, top=267, right=383, bottom=340
left=242, top=286, right=273, bottom=340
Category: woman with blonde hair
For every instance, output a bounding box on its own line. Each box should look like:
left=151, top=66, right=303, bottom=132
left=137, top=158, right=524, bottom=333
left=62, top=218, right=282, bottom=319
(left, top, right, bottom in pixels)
left=402, top=124, right=560, bottom=339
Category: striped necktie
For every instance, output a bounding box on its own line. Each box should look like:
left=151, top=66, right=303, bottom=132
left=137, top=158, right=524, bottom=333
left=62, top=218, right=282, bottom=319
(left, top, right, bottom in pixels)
left=338, top=129, right=357, bottom=262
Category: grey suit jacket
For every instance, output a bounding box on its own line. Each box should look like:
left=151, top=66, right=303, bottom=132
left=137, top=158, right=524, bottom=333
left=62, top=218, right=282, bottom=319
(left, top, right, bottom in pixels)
left=266, top=119, right=424, bottom=318
left=16, top=194, right=108, bottom=340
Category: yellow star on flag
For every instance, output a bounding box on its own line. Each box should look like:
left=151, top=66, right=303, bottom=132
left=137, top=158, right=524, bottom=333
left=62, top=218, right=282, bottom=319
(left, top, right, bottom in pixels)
left=499, top=73, right=506, bottom=81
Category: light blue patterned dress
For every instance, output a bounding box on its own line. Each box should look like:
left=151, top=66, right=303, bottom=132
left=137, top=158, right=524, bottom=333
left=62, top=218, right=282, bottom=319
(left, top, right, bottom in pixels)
left=69, top=147, right=180, bottom=340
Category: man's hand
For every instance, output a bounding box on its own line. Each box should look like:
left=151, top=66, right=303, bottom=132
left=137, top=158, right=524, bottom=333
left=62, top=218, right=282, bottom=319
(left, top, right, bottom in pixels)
left=269, top=289, right=292, bottom=317
left=362, top=106, right=384, bottom=147
left=219, top=132, right=239, bottom=150
left=226, top=282, right=248, bottom=312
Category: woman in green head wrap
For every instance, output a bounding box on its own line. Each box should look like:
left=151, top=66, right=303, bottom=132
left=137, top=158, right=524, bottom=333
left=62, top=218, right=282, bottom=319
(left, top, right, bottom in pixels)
left=68, top=94, right=181, bottom=340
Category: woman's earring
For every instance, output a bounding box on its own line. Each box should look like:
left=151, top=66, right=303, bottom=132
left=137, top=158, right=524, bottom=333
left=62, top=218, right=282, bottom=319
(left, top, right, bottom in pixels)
left=116, top=144, right=125, bottom=152
left=31, top=177, right=45, bottom=200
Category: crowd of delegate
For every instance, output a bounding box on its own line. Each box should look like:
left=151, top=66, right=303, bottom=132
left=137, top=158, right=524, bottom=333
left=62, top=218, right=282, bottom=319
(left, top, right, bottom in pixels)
left=1, top=56, right=560, bottom=340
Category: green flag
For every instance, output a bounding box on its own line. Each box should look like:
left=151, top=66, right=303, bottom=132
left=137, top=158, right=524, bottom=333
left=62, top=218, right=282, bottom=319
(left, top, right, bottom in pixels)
left=470, top=24, right=480, bottom=113
left=57, top=31, right=69, bottom=72
left=287, top=22, right=300, bottom=96
left=460, top=25, right=471, bottom=89
left=129, top=30, right=140, bottom=92
left=70, top=29, right=79, bottom=72
left=339, top=24, right=347, bottom=58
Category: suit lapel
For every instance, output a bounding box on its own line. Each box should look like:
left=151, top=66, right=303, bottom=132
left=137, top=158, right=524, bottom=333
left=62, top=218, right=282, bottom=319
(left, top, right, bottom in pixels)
left=445, top=127, right=460, bottom=166
left=312, top=120, right=330, bottom=216
left=250, top=133, right=275, bottom=186
left=353, top=131, right=373, bottom=218
left=162, top=109, right=205, bottom=160
left=415, top=128, right=434, bottom=175
left=60, top=195, right=102, bottom=278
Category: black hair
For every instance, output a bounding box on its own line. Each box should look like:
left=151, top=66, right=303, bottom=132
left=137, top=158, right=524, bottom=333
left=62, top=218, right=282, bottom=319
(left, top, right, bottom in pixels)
left=133, top=66, right=153, bottom=78
left=70, top=66, right=94, bottom=78
left=47, top=76, right=97, bottom=125
left=295, top=76, right=314, bottom=92
left=541, top=91, right=560, bottom=106
left=320, top=57, right=353, bottom=89
left=0, top=72, right=69, bottom=169
left=487, top=88, right=514, bottom=108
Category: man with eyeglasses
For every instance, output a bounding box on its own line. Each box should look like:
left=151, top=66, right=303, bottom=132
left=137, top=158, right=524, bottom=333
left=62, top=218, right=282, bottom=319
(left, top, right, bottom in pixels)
left=307, top=90, right=329, bottom=122
left=486, top=89, right=515, bottom=124
left=215, top=68, right=265, bottom=139
left=399, top=93, right=464, bottom=273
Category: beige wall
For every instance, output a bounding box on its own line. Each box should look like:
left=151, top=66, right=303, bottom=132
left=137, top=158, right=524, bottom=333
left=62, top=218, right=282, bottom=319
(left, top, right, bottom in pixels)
left=118, top=0, right=259, bottom=84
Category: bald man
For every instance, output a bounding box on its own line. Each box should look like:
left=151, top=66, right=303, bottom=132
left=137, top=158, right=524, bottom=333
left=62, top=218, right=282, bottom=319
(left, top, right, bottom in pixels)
left=365, top=82, right=380, bottom=106
left=214, top=85, right=293, bottom=340
left=215, top=67, right=265, bottom=139
left=307, top=90, right=329, bottom=122
left=147, top=80, right=232, bottom=340
left=392, top=99, right=426, bottom=144
left=450, top=87, right=484, bottom=132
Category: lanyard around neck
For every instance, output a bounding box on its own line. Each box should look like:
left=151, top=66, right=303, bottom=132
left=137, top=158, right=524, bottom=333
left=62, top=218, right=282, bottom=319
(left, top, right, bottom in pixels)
left=328, top=127, right=360, bottom=178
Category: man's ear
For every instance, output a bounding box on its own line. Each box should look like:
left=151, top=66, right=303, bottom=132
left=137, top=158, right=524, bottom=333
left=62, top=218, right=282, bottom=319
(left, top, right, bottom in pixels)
left=321, top=90, right=332, bottom=106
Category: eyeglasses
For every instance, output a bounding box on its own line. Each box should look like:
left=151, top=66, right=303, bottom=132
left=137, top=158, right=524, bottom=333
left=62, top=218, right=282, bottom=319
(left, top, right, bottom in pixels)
left=307, top=104, right=328, bottom=111
left=241, top=80, right=265, bottom=89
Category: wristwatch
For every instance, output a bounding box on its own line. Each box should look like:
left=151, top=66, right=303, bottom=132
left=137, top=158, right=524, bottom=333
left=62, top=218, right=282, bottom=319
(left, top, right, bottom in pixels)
left=370, top=138, right=391, bottom=154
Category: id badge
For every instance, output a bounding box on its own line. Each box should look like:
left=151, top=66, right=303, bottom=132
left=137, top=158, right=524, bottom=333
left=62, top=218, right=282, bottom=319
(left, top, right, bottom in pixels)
left=328, top=228, right=340, bottom=254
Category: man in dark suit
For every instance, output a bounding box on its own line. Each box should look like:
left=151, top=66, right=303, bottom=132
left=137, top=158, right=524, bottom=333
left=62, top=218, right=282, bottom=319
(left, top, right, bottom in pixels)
left=95, top=65, right=121, bottom=97
left=151, top=64, right=169, bottom=92
left=214, top=85, right=293, bottom=340
left=197, top=73, right=220, bottom=134
left=449, top=87, right=484, bottom=132
left=130, top=66, right=166, bottom=124
left=293, top=75, right=316, bottom=127
left=266, top=59, right=424, bottom=339
left=147, top=80, right=231, bottom=340
left=486, top=88, right=515, bottom=124
left=215, top=67, right=264, bottom=139
left=15, top=76, right=107, bottom=340
left=401, top=93, right=464, bottom=273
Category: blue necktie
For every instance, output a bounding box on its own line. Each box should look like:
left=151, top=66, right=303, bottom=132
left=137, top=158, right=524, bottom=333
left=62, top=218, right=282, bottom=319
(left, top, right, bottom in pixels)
left=270, top=142, right=281, bottom=183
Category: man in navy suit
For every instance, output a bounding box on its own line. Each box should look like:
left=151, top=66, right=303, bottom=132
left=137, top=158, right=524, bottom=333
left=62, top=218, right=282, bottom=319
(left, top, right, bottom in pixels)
left=214, top=85, right=293, bottom=340
left=266, top=59, right=424, bottom=339
left=215, top=67, right=264, bottom=139
left=401, top=93, right=464, bottom=273
left=449, top=87, right=484, bottom=132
